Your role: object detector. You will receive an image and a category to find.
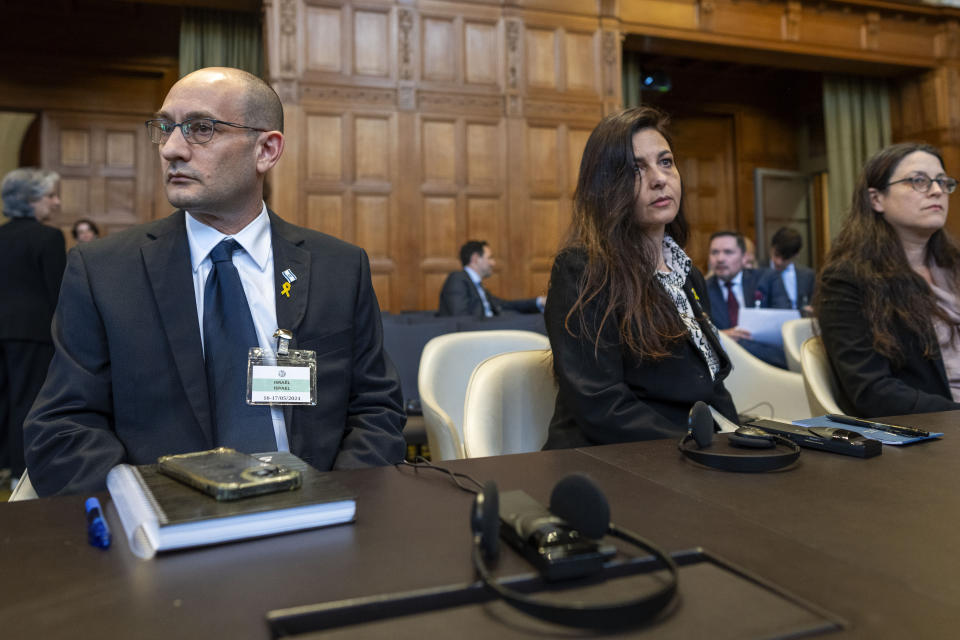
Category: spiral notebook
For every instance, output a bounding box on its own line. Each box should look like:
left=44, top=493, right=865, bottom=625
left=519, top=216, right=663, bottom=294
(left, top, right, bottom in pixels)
left=106, top=452, right=356, bottom=559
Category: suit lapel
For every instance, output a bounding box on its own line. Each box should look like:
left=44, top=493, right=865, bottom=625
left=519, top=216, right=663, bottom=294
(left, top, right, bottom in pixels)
left=270, top=212, right=311, bottom=343
left=141, top=211, right=213, bottom=445
left=269, top=212, right=311, bottom=433
left=707, top=277, right=730, bottom=328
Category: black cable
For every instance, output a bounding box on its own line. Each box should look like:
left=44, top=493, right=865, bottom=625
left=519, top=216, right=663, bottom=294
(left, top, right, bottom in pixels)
left=396, top=458, right=483, bottom=494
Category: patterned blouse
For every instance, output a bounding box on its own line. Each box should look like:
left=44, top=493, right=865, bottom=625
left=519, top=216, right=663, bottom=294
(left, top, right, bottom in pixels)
left=654, top=235, right=722, bottom=379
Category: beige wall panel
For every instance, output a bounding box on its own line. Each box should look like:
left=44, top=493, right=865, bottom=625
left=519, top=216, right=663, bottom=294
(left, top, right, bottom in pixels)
left=526, top=126, right=559, bottom=191
left=355, top=116, right=390, bottom=181
left=423, top=196, right=457, bottom=259
left=105, top=178, right=134, bottom=214
left=60, top=130, right=90, bottom=166
left=354, top=10, right=390, bottom=77
left=355, top=194, right=390, bottom=257
left=567, top=128, right=591, bottom=194
left=465, top=197, right=500, bottom=245
left=306, top=114, right=343, bottom=181
left=305, top=6, right=342, bottom=72
left=466, top=122, right=500, bottom=187
left=105, top=131, right=135, bottom=168
left=423, top=17, right=456, bottom=82
left=60, top=178, right=89, bottom=215
left=306, top=193, right=344, bottom=239
left=526, top=28, right=557, bottom=89
left=529, top=199, right=561, bottom=259
left=371, top=274, right=392, bottom=311
left=565, top=32, right=596, bottom=92
left=620, top=0, right=697, bottom=29
left=422, top=120, right=457, bottom=184
left=712, top=3, right=783, bottom=40
left=797, top=12, right=860, bottom=50
left=464, top=22, right=498, bottom=86
left=423, top=272, right=449, bottom=310
left=879, top=29, right=938, bottom=59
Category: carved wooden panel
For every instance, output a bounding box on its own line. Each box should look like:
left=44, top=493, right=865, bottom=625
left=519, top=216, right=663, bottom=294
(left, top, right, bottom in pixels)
left=465, top=21, right=499, bottom=86
left=466, top=122, right=500, bottom=187
left=43, top=111, right=156, bottom=237
left=565, top=31, right=596, bottom=92
left=306, top=114, right=343, bottom=181
left=355, top=116, right=390, bottom=182
left=354, top=9, right=390, bottom=77
left=527, top=126, right=559, bottom=192
left=305, top=6, right=342, bottom=72
left=526, top=28, right=557, bottom=89
left=422, top=119, right=457, bottom=184
left=423, top=17, right=456, bottom=82
left=306, top=193, right=344, bottom=238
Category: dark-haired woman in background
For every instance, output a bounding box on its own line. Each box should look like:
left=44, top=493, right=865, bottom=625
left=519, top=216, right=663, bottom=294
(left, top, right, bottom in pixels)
left=71, top=218, right=99, bottom=243
left=817, top=142, right=960, bottom=418
left=543, top=106, right=738, bottom=449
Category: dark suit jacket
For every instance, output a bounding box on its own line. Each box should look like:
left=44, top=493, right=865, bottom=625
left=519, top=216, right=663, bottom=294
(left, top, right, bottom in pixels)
left=794, top=265, right=816, bottom=309
left=436, top=269, right=540, bottom=317
left=0, top=217, right=66, bottom=342
left=818, top=265, right=960, bottom=418
left=706, top=268, right=790, bottom=368
left=543, top=248, right=738, bottom=449
left=24, top=211, right=406, bottom=496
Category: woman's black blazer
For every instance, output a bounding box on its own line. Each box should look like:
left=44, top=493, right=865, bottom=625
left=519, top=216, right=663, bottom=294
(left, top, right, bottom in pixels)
left=543, top=247, right=739, bottom=450
left=818, top=265, right=960, bottom=418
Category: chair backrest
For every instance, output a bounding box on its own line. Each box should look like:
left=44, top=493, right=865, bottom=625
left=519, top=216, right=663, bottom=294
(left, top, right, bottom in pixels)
left=800, top=336, right=845, bottom=415
left=718, top=332, right=810, bottom=421
left=418, top=330, right=550, bottom=460
left=462, top=349, right=556, bottom=458
left=781, top=318, right=816, bottom=373
left=9, top=470, right=38, bottom=501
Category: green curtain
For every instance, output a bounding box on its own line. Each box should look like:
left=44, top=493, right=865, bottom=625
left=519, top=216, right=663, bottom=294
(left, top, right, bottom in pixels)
left=622, top=51, right=642, bottom=108
left=179, top=8, right=263, bottom=78
left=822, top=76, right=891, bottom=240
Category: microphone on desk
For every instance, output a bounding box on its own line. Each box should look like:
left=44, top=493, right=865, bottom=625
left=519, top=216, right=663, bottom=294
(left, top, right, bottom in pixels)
left=470, top=473, right=679, bottom=628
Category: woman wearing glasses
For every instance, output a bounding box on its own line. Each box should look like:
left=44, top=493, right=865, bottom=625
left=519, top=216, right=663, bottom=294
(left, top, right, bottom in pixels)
left=542, top=106, right=737, bottom=449
left=817, top=143, right=960, bottom=418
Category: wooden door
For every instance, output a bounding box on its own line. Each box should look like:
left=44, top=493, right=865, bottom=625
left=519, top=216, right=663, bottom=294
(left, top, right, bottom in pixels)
left=668, top=115, right=737, bottom=272
left=42, top=111, right=158, bottom=243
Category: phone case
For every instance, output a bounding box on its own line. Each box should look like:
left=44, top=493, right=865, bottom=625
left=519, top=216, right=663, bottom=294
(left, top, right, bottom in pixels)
left=157, top=447, right=302, bottom=501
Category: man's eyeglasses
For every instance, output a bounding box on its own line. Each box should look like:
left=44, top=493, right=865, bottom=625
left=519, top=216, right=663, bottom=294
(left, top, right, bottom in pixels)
left=144, top=118, right=267, bottom=145
left=887, top=173, right=958, bottom=195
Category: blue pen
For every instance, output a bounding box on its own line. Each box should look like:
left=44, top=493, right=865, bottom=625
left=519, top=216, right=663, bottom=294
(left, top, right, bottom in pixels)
left=85, top=497, right=112, bottom=549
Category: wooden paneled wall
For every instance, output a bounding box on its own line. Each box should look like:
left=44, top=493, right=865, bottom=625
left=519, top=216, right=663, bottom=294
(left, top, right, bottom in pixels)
left=264, top=0, right=617, bottom=311
left=265, top=0, right=960, bottom=310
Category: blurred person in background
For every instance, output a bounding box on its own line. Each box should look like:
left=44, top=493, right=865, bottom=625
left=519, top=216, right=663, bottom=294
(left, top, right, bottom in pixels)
left=0, top=168, right=65, bottom=486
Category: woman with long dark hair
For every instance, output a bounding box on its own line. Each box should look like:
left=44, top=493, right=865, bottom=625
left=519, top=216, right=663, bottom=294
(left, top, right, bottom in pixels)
left=817, top=143, right=960, bottom=418
left=543, top=106, right=738, bottom=449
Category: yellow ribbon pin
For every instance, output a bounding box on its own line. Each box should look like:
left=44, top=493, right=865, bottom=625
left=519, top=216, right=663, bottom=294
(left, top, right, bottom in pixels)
left=691, top=287, right=700, bottom=302
left=281, top=282, right=291, bottom=297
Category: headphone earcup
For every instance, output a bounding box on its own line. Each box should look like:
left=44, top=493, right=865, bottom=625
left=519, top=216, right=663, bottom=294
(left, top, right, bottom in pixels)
left=471, top=481, right=500, bottom=561
left=549, top=474, right=610, bottom=540
left=689, top=401, right=715, bottom=449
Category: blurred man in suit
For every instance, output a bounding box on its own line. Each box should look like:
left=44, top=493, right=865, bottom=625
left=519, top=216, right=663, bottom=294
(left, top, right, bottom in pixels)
left=706, top=231, right=790, bottom=368
left=25, top=67, right=405, bottom=496
left=437, top=240, right=544, bottom=317
left=769, top=226, right=815, bottom=313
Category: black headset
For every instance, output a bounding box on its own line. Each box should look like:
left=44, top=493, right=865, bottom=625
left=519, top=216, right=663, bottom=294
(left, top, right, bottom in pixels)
left=470, top=473, right=679, bottom=629
left=678, top=401, right=800, bottom=472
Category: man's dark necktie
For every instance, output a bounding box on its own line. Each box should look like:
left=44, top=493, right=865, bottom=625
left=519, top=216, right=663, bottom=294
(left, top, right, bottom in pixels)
left=724, top=280, right=739, bottom=327
left=203, top=239, right=275, bottom=451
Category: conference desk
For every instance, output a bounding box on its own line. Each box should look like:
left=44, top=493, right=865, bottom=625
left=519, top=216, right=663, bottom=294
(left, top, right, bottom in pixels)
left=2, top=411, right=958, bottom=639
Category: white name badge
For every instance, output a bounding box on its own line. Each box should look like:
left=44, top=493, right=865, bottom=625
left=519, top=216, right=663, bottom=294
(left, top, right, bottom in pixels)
left=246, top=347, right=317, bottom=406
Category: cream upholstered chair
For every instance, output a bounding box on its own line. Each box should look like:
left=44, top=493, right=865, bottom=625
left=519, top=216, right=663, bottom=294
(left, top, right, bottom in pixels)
left=782, top=318, right=817, bottom=373
left=9, top=470, right=38, bottom=501
left=462, top=349, right=556, bottom=458
left=718, top=332, right=810, bottom=421
left=418, top=330, right=550, bottom=460
left=800, top=336, right=845, bottom=416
